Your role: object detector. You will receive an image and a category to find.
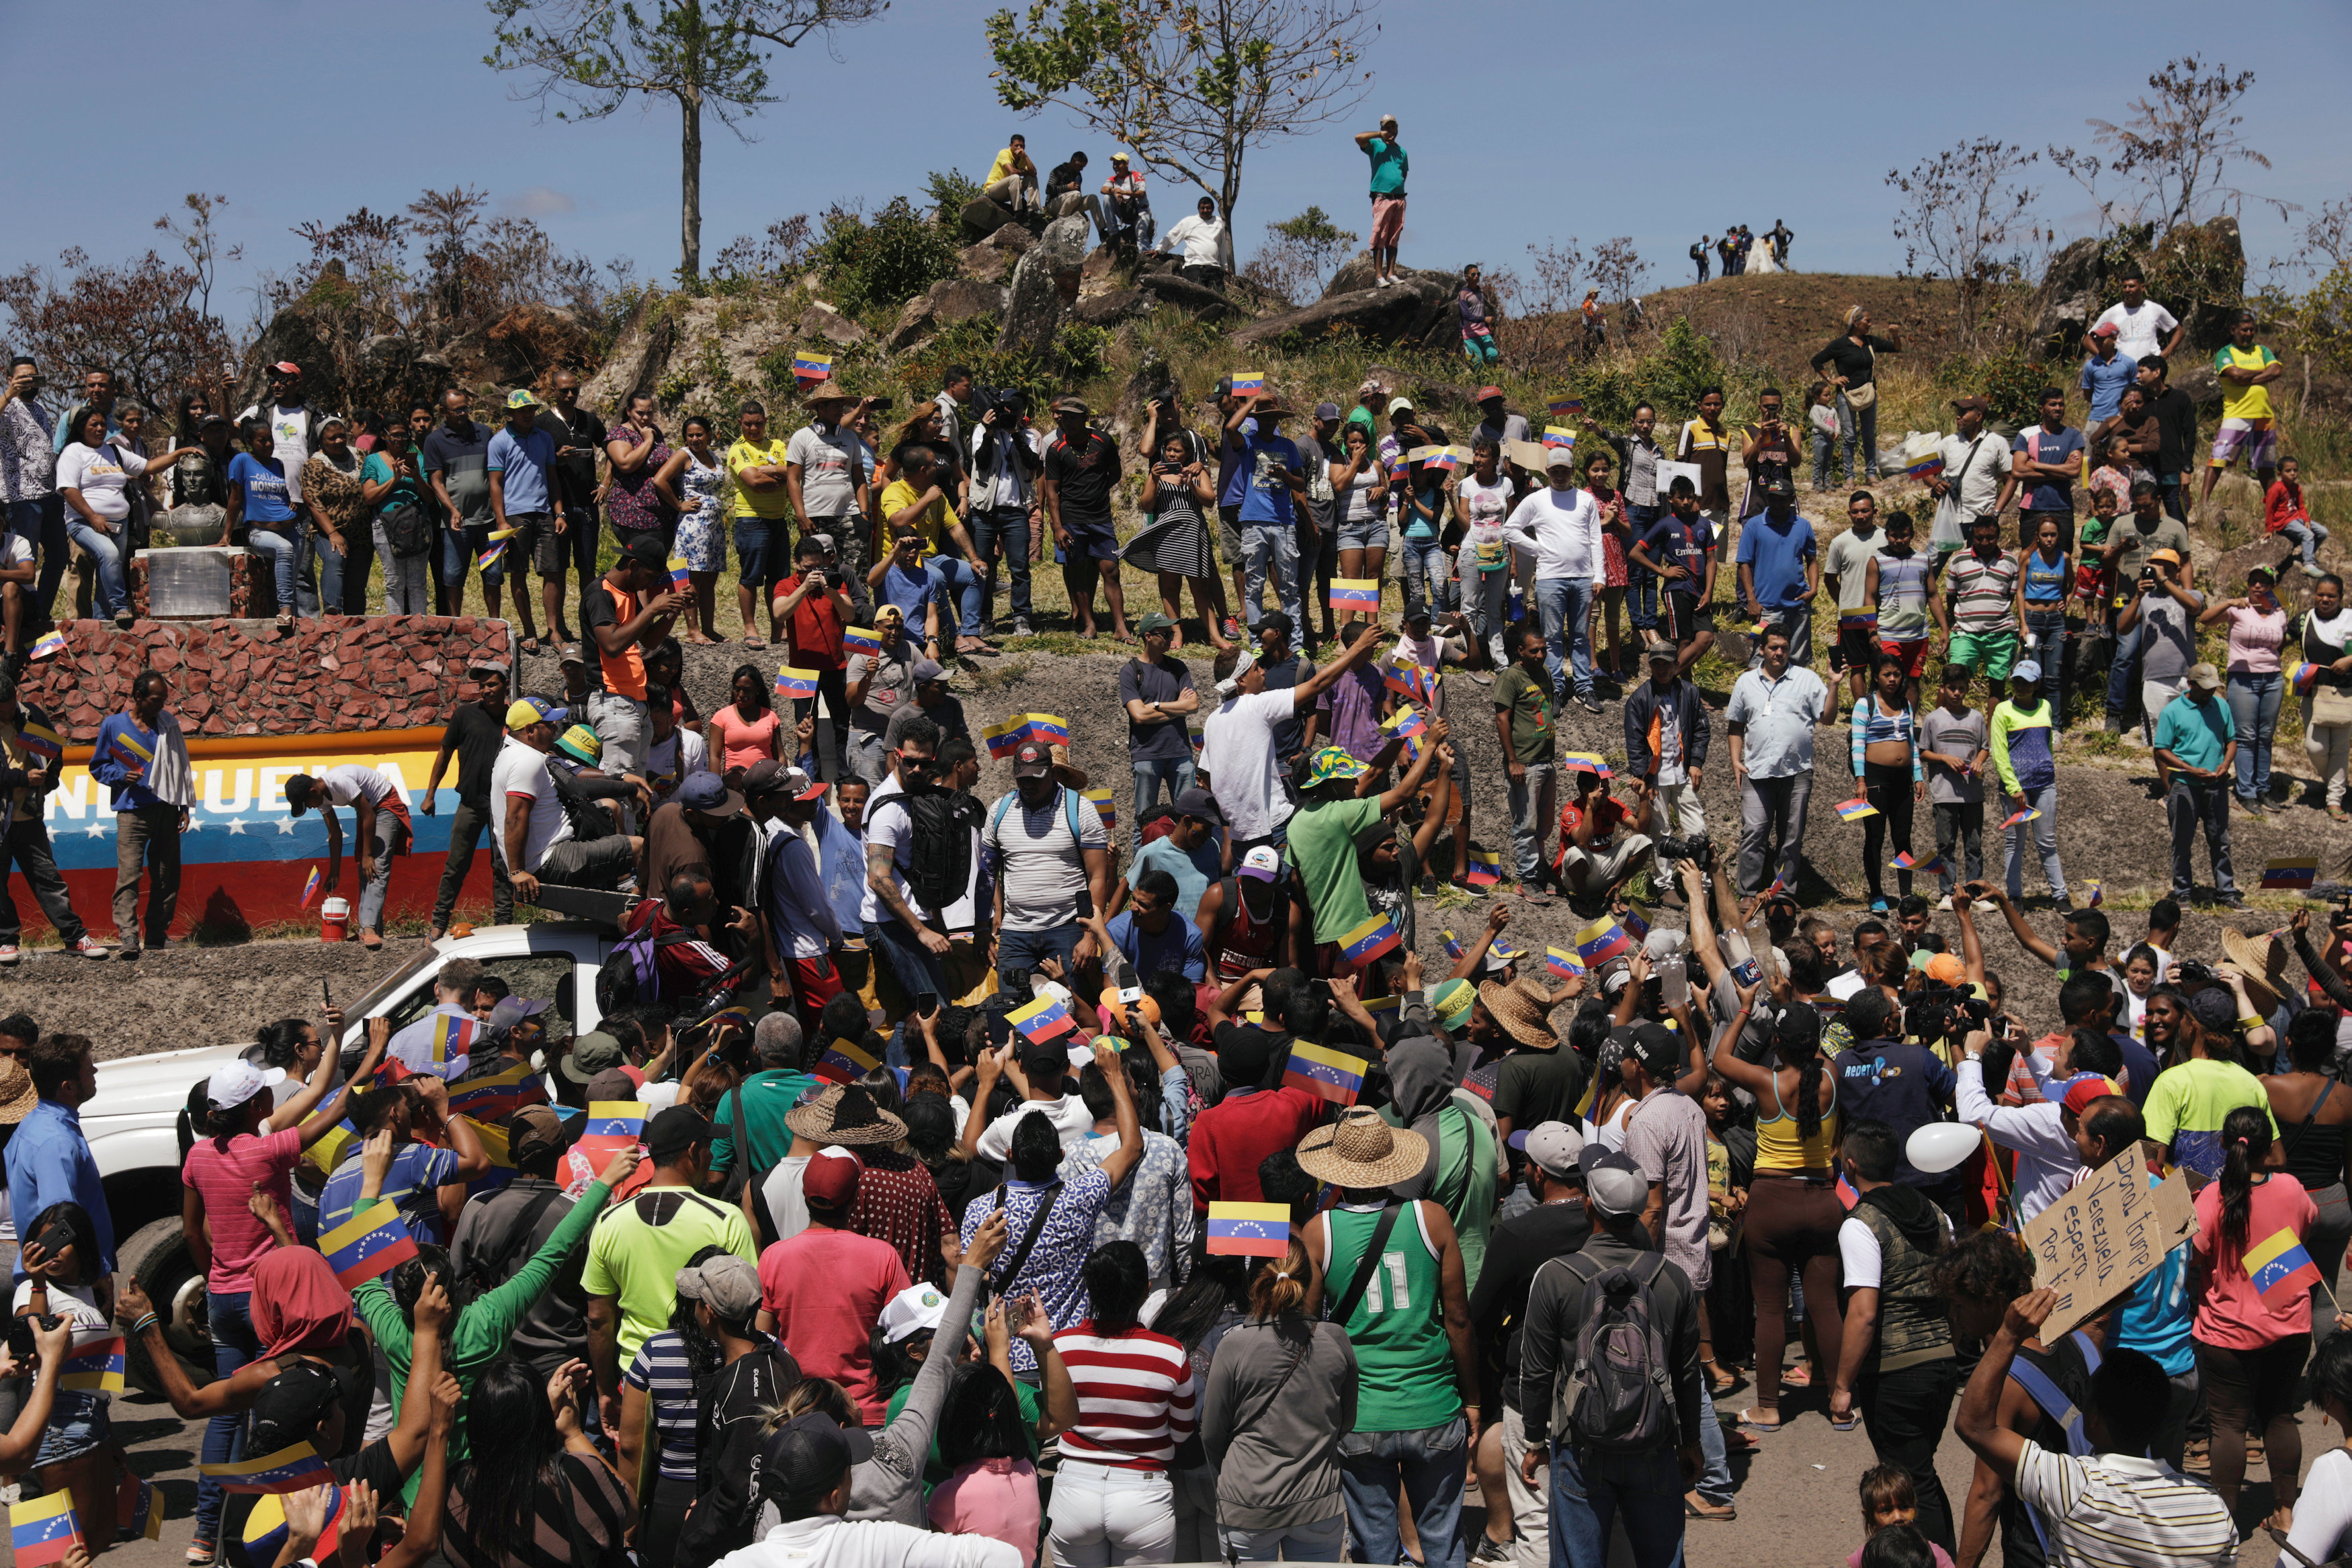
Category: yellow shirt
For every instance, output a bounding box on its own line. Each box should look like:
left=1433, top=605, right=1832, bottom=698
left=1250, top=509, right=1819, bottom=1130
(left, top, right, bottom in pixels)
left=987, top=147, right=1029, bottom=187
left=2215, top=343, right=2277, bottom=423
left=726, top=437, right=794, bottom=520
left=879, top=476, right=960, bottom=557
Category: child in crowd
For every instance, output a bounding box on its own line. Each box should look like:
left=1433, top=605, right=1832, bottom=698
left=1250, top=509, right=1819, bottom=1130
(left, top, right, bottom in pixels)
left=1849, top=1465, right=1956, bottom=1568
left=1808, top=380, right=1841, bottom=490
left=2075, top=485, right=2121, bottom=638
left=2269, top=455, right=2327, bottom=578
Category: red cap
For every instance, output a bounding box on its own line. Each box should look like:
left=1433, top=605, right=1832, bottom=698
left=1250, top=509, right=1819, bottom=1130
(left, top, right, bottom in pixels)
left=2060, top=1075, right=2123, bottom=1119
left=804, top=1147, right=862, bottom=1209
left=1475, top=385, right=1504, bottom=403
left=270, top=361, right=300, bottom=374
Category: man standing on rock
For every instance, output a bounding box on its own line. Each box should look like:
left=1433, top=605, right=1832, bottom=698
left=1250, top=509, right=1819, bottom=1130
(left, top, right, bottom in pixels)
left=93, top=671, right=190, bottom=959
left=536, top=369, right=607, bottom=639
left=0, top=670, right=106, bottom=963
left=1225, top=391, right=1306, bottom=637
left=2199, top=308, right=2285, bottom=516
left=1353, top=116, right=1408, bottom=286
left=1042, top=398, right=1130, bottom=641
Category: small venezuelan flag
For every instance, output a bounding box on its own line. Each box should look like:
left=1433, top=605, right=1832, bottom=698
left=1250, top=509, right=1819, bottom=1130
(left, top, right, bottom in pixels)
left=2261, top=857, right=2319, bottom=890
left=815, top=1037, right=880, bottom=1084
left=118, top=1473, right=164, bottom=1543
left=300, top=866, right=323, bottom=909
left=1999, top=805, right=2041, bottom=830
left=1009, top=994, right=1077, bottom=1044
left=11, top=1490, right=81, bottom=1567
left=60, top=1332, right=126, bottom=1392
left=26, top=631, right=65, bottom=663
left=793, top=350, right=833, bottom=387
left=431, top=1011, right=480, bottom=1064
left=669, top=556, right=693, bottom=591
left=1283, top=1043, right=1368, bottom=1106
left=318, top=1201, right=419, bottom=1289
left=486, top=525, right=519, bottom=541
left=774, top=666, right=820, bottom=701
left=200, top=1441, right=334, bottom=1495
left=2083, top=879, right=2104, bottom=908
left=478, top=542, right=504, bottom=570
left=1230, top=371, right=1265, bottom=395
left=1560, top=752, right=1612, bottom=778
left=303, top=1119, right=356, bottom=1176
left=1205, top=1201, right=1290, bottom=1256
left=982, top=713, right=1032, bottom=759
left=1383, top=661, right=1435, bottom=704
left=1542, top=426, right=1574, bottom=449
left=1081, top=788, right=1116, bottom=833
left=1574, top=917, right=1632, bottom=967
left=241, top=1483, right=339, bottom=1563
left=1429, top=445, right=1464, bottom=472
left=1548, top=397, right=1585, bottom=419
left=2246, top=1225, right=2323, bottom=1304
left=112, top=728, right=154, bottom=769
left=585, top=1101, right=646, bottom=1140
left=1840, top=611, right=1880, bottom=632
left=2289, top=661, right=2322, bottom=694
left=1905, top=455, right=1945, bottom=480
left=844, top=626, right=882, bottom=658
left=1547, top=945, right=1586, bottom=979
left=1338, top=913, right=1402, bottom=967
left=1463, top=848, right=1502, bottom=887
left=1443, top=930, right=1467, bottom=961
left=17, top=720, right=62, bottom=759
left=448, top=1061, right=547, bottom=1120
left=1021, top=713, right=1072, bottom=746
left=1891, top=851, right=1949, bottom=875
left=1331, top=578, right=1382, bottom=613
left=1382, top=707, right=1427, bottom=742
left=1835, top=796, right=1880, bottom=822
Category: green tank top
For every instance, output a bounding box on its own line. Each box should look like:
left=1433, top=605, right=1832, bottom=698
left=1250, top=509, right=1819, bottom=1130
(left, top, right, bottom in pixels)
left=1322, top=1202, right=1462, bottom=1432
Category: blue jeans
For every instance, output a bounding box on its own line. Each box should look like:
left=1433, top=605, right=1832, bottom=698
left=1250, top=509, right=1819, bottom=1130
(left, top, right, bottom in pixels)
left=439, top=519, right=505, bottom=592
left=1695, top=1383, right=1733, bottom=1508
left=1338, top=1415, right=1467, bottom=1568
left=248, top=526, right=301, bottom=616
left=198, top=1290, right=263, bottom=1544
left=1534, top=576, right=1595, bottom=701
left=65, top=515, right=126, bottom=617
left=1626, top=504, right=1663, bottom=629
left=1838, top=391, right=1880, bottom=479
left=1132, top=758, right=1195, bottom=851
left=2024, top=605, right=2068, bottom=714
left=2105, top=615, right=2143, bottom=717
left=1241, top=521, right=1301, bottom=631
left=1550, top=1443, right=1689, bottom=1568
left=2282, top=519, right=2330, bottom=566
left=1812, top=427, right=1837, bottom=490
left=2003, top=781, right=2063, bottom=902
left=872, top=916, right=948, bottom=1002
left=998, top=924, right=1083, bottom=989
left=972, top=504, right=1033, bottom=623
left=317, top=530, right=356, bottom=614
left=927, top=553, right=986, bottom=638
left=2228, top=670, right=2283, bottom=802
left=1400, top=538, right=1451, bottom=621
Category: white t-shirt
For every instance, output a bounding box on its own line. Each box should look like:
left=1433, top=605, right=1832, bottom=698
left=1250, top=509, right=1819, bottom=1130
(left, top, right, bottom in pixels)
left=859, top=785, right=981, bottom=928
left=759, top=1155, right=812, bottom=1244
left=319, top=763, right=398, bottom=808
left=56, top=441, right=153, bottom=521
left=786, top=424, right=864, bottom=517
left=1456, top=473, right=1513, bottom=531
left=1199, top=688, right=1298, bottom=841
left=644, top=727, right=712, bottom=803
left=2286, top=1448, right=2352, bottom=1567
left=1163, top=215, right=1227, bottom=268
left=491, top=737, right=570, bottom=871
left=0, top=534, right=31, bottom=573
left=974, top=1093, right=1094, bottom=1160
left=1504, top=484, right=1604, bottom=581
left=2093, top=299, right=2180, bottom=363
left=1835, top=1206, right=1956, bottom=1288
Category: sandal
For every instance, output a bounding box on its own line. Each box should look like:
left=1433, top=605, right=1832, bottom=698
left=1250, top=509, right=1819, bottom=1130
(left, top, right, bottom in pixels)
left=359, top=930, right=384, bottom=951
left=1736, top=1408, right=1781, bottom=1434
left=520, top=637, right=542, bottom=654
left=1685, top=1496, right=1736, bottom=1522
left=743, top=636, right=767, bottom=650
left=1780, top=1364, right=1814, bottom=1389
left=1706, top=1366, right=1742, bottom=1396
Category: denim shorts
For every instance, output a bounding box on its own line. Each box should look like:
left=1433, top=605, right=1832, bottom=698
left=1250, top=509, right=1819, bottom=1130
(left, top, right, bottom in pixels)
left=734, top=518, right=783, bottom=590
left=34, top=1391, right=108, bottom=1467
left=1335, top=516, right=1386, bottom=552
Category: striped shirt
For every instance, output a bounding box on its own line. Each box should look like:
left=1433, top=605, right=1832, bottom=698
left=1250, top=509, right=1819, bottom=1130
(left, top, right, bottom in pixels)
left=1849, top=696, right=1923, bottom=782
left=622, top=1330, right=702, bottom=1483
left=1947, top=550, right=2021, bottom=634
left=2011, top=1442, right=2233, bottom=1568
left=1052, top=1322, right=1198, bottom=1471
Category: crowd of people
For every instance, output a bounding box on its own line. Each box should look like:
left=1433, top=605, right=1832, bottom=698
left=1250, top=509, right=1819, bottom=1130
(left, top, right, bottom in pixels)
left=1689, top=226, right=1794, bottom=283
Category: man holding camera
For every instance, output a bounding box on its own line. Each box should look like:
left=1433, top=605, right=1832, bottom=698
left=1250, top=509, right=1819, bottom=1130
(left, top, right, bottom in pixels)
left=2100, top=480, right=2193, bottom=740
left=2115, top=545, right=2203, bottom=766
left=967, top=385, right=1043, bottom=638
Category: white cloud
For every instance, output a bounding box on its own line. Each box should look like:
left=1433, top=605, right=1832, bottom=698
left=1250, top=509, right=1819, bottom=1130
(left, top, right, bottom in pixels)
left=499, top=187, right=577, bottom=219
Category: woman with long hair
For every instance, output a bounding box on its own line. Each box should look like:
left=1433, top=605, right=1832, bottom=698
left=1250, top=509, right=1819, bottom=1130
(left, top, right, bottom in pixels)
left=2199, top=566, right=2290, bottom=813
left=1122, top=429, right=1226, bottom=652
left=1333, top=421, right=1390, bottom=612
left=1708, top=1003, right=1844, bottom=1432
left=707, top=662, right=783, bottom=781
left=58, top=404, right=198, bottom=627
left=2261, top=1009, right=2352, bottom=1346
left=2190, top=1104, right=2317, bottom=1524
left=1201, top=1240, right=1358, bottom=1563
left=446, top=1356, right=633, bottom=1568
left=650, top=415, right=729, bottom=646
left=1047, top=1242, right=1195, bottom=1565
left=13, top=1202, right=118, bottom=1540
left=1849, top=653, right=1925, bottom=914
left=926, top=1360, right=1043, bottom=1554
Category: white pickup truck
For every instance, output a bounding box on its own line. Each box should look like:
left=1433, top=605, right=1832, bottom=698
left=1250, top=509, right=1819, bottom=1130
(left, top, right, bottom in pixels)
left=83, top=920, right=624, bottom=1385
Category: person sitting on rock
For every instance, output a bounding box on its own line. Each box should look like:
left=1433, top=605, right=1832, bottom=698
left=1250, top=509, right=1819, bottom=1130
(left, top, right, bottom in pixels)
left=984, top=134, right=1040, bottom=215
left=1153, top=197, right=1230, bottom=289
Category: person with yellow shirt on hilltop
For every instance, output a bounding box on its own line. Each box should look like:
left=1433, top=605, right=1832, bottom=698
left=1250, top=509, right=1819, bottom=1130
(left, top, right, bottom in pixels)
left=878, top=443, right=994, bottom=657
left=984, top=134, right=1040, bottom=215
left=727, top=399, right=804, bottom=642
left=2200, top=308, right=2285, bottom=512
left=1675, top=387, right=1738, bottom=535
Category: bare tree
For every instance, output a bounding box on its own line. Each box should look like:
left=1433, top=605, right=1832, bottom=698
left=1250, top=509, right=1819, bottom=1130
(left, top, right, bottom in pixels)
left=1587, top=238, right=1649, bottom=304
left=984, top=0, right=1379, bottom=229
left=486, top=0, right=887, bottom=279
left=1886, top=138, right=2040, bottom=339
left=1242, top=206, right=1359, bottom=304
left=2087, top=57, right=2272, bottom=232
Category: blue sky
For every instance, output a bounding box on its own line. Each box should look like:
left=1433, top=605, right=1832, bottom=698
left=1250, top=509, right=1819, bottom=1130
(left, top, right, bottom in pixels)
left=7, top=0, right=2349, bottom=328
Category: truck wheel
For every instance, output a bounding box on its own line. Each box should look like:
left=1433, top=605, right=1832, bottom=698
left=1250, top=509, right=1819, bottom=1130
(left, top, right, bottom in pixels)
left=118, top=1215, right=214, bottom=1392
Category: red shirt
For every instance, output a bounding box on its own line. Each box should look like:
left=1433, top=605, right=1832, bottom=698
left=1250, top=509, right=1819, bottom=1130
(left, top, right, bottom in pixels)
left=2267, top=479, right=2308, bottom=534
left=759, top=1224, right=911, bottom=1421
left=780, top=570, right=847, bottom=670
left=182, top=1128, right=304, bottom=1293
left=1187, top=1086, right=1325, bottom=1211
left=1558, top=795, right=1627, bottom=846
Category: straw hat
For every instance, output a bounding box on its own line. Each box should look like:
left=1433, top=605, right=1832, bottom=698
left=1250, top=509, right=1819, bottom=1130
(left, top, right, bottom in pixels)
left=783, top=1082, right=908, bottom=1147
left=0, top=1058, right=34, bottom=1124
left=1478, top=977, right=1559, bottom=1049
left=2220, top=927, right=2292, bottom=1014
left=1049, top=743, right=1088, bottom=790
left=1296, top=1106, right=1429, bottom=1190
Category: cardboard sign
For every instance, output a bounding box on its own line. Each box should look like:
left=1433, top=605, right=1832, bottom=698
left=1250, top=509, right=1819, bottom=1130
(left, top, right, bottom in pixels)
left=2021, top=1153, right=2195, bottom=1340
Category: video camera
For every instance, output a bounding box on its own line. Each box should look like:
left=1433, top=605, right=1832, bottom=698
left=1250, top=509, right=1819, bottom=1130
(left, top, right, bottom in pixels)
left=1902, top=981, right=1990, bottom=1043
left=975, top=386, right=1030, bottom=423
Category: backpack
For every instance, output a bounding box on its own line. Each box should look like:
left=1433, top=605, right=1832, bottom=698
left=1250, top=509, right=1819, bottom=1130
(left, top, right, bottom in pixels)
left=379, top=498, right=435, bottom=560
left=595, top=919, right=700, bottom=1012
left=987, top=785, right=1087, bottom=883
left=1560, top=1252, right=1675, bottom=1453
left=883, top=785, right=982, bottom=914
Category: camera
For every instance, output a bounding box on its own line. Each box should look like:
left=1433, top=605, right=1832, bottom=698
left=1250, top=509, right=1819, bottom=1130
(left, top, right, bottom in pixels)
left=2173, top=959, right=2216, bottom=986
left=975, top=386, right=1028, bottom=423
left=1903, top=981, right=1990, bottom=1042
left=1658, top=832, right=1714, bottom=873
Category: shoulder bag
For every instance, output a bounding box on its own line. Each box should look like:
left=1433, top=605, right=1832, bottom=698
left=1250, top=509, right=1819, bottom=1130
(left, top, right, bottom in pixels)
left=1327, top=1201, right=1404, bottom=1325
left=1843, top=343, right=1878, bottom=410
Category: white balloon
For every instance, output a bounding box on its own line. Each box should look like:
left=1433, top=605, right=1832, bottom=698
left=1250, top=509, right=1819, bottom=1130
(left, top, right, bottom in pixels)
left=1907, top=1121, right=1981, bottom=1176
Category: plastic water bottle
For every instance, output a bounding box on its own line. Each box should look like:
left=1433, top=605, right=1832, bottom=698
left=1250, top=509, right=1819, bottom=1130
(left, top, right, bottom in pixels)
left=1721, top=926, right=1763, bottom=990
left=1658, top=953, right=1688, bottom=1008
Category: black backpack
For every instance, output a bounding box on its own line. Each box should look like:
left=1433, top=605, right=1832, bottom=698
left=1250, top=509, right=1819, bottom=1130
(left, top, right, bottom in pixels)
left=1560, top=1252, right=1675, bottom=1454
left=883, top=785, right=981, bottom=914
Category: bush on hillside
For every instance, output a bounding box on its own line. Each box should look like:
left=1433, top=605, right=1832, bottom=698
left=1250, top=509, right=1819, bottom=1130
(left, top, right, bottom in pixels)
left=816, top=197, right=958, bottom=320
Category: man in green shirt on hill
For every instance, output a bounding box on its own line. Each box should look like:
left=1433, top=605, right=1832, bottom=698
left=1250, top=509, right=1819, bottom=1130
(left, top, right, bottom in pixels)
left=1354, top=116, right=1409, bottom=286
left=1286, top=727, right=1448, bottom=958
left=1493, top=625, right=1558, bottom=898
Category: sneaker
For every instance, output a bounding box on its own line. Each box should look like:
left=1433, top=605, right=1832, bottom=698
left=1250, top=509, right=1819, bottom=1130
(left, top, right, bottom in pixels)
left=2306, top=564, right=2328, bottom=580
left=1933, top=896, right=1954, bottom=912
left=1870, top=898, right=1890, bottom=914
left=1972, top=900, right=1998, bottom=913
left=1577, top=693, right=1603, bottom=715
left=1472, top=1537, right=1516, bottom=1563
left=1469, top=670, right=1494, bottom=686
left=2218, top=891, right=2249, bottom=910
left=0, top=944, right=16, bottom=965
left=69, top=934, right=110, bottom=959
left=2105, top=713, right=2125, bottom=737
left=1011, top=617, right=1034, bottom=638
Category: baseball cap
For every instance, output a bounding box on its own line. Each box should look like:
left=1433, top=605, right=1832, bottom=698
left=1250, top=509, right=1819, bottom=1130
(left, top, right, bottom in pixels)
left=485, top=996, right=549, bottom=1036
left=910, top=658, right=946, bottom=684
left=759, top=1412, right=874, bottom=1501
left=676, top=1253, right=762, bottom=1319
left=2060, top=1074, right=2124, bottom=1119
left=269, top=361, right=300, bottom=376
left=644, top=1106, right=712, bottom=1164
left=206, top=1059, right=286, bottom=1110
left=2012, top=660, right=2043, bottom=686
left=558, top=643, right=586, bottom=668
left=1012, top=740, right=1054, bottom=778
left=794, top=772, right=830, bottom=803
left=1474, top=386, right=1506, bottom=404
left=1645, top=639, right=1677, bottom=664
left=1524, top=1121, right=1586, bottom=1178
left=1387, top=397, right=1414, bottom=415
left=1052, top=396, right=1090, bottom=416
left=1579, top=1145, right=1650, bottom=1219
left=509, top=1104, right=567, bottom=1162
left=740, top=759, right=789, bottom=799
left=1949, top=396, right=1990, bottom=413
left=1173, top=787, right=1222, bottom=823
left=878, top=1282, right=952, bottom=1344
left=1925, top=952, right=1967, bottom=986
left=2091, top=320, right=2119, bottom=337
left=1238, top=846, right=1282, bottom=881
left=677, top=773, right=745, bottom=816
left=506, top=388, right=542, bottom=409
left=874, top=602, right=905, bottom=623
left=571, top=1032, right=626, bottom=1076
left=1628, top=1022, right=1683, bottom=1080
left=620, top=533, right=669, bottom=570
left=1314, top=401, right=1342, bottom=421
left=805, top=1146, right=862, bottom=1209
left=2147, top=548, right=2183, bottom=566
left=1545, top=447, right=1579, bottom=471
left=1109, top=151, right=1128, bottom=163
left=2187, top=662, right=2223, bottom=691
left=1135, top=611, right=1174, bottom=636
left=1430, top=977, right=1476, bottom=1031
left=585, top=1067, right=640, bottom=1104
left=2187, top=986, right=2238, bottom=1031
left=247, top=1361, right=343, bottom=1455
left=554, top=724, right=601, bottom=766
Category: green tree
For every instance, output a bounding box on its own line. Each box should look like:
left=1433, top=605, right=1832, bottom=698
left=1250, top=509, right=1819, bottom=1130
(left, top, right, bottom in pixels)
left=1243, top=206, right=1359, bottom=303
left=486, top=0, right=887, bottom=279
left=983, top=0, right=1380, bottom=229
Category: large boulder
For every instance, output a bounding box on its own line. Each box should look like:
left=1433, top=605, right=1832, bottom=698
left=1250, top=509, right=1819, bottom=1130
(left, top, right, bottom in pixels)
left=797, top=300, right=869, bottom=347
left=2030, top=236, right=2105, bottom=357
left=960, top=194, right=1038, bottom=245
left=890, top=278, right=1009, bottom=353
left=1072, top=288, right=1149, bottom=328
left=2156, top=215, right=2247, bottom=352
left=241, top=302, right=345, bottom=412
left=957, top=242, right=1015, bottom=285
left=481, top=303, right=592, bottom=386
left=1134, top=270, right=1236, bottom=320
left=1232, top=273, right=1458, bottom=354
left=995, top=218, right=1094, bottom=353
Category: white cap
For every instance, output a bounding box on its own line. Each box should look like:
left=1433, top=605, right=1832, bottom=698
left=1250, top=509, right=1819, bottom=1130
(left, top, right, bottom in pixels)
left=1239, top=846, right=1283, bottom=881
left=1523, top=1121, right=1586, bottom=1178
left=206, top=1059, right=287, bottom=1111
left=877, top=1282, right=952, bottom=1344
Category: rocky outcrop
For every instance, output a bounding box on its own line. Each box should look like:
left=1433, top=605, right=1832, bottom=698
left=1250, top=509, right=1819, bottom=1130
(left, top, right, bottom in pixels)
left=1134, top=271, right=1236, bottom=320
left=960, top=195, right=1044, bottom=246
left=1231, top=272, right=1460, bottom=353
left=1073, top=289, right=1150, bottom=327
left=2029, top=216, right=2246, bottom=363
left=241, top=303, right=347, bottom=412
left=888, top=279, right=1010, bottom=353
left=797, top=300, right=869, bottom=347
left=996, top=216, right=1095, bottom=353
